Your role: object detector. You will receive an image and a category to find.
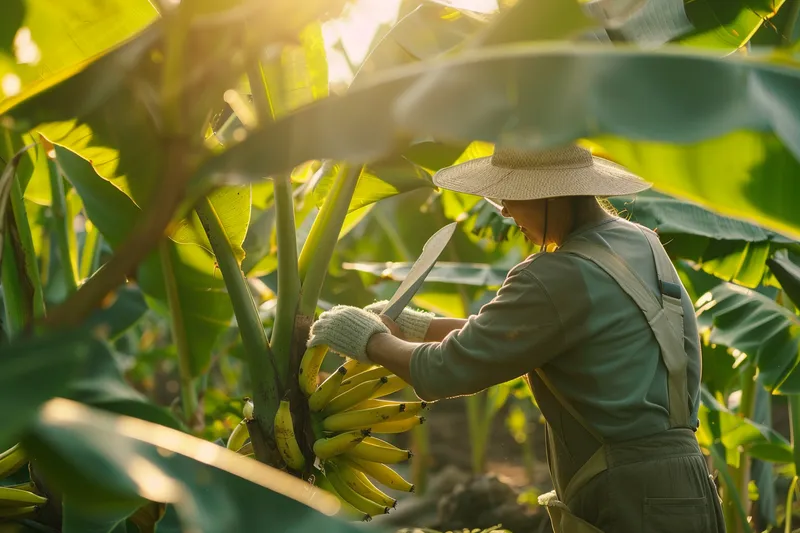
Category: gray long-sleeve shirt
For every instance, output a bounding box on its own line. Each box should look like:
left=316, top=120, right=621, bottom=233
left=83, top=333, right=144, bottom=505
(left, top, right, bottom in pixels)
left=409, top=216, right=701, bottom=442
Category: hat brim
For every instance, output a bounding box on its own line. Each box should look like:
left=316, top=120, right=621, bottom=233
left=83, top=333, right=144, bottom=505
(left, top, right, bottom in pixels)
left=432, top=154, right=652, bottom=202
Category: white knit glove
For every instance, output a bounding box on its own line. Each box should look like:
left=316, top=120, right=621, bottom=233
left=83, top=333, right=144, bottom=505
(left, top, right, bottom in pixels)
left=364, top=300, right=435, bottom=342
left=307, top=305, right=390, bottom=363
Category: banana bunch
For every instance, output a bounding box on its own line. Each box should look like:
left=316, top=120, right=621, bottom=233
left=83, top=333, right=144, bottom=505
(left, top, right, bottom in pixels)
left=292, top=346, right=429, bottom=521
left=0, top=445, right=47, bottom=521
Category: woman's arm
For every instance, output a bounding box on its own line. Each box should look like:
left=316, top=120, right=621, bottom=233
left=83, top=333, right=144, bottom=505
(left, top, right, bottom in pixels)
left=424, top=318, right=467, bottom=342
left=366, top=332, right=416, bottom=384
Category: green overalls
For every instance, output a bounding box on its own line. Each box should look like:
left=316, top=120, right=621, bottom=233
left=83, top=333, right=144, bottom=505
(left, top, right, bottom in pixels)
left=531, top=226, right=726, bottom=533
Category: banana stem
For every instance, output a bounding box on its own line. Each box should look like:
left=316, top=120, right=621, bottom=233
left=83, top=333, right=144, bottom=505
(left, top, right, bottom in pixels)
left=245, top=64, right=300, bottom=382
left=79, top=222, right=101, bottom=281
left=785, top=475, right=798, bottom=533
left=270, top=172, right=300, bottom=381
left=159, top=240, right=197, bottom=427
left=196, top=196, right=280, bottom=463
left=726, top=362, right=757, bottom=533
left=1, top=237, right=26, bottom=337
left=297, top=164, right=361, bottom=317
left=47, top=157, right=78, bottom=294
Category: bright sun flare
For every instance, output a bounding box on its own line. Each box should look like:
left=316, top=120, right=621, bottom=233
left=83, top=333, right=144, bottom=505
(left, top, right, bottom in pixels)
left=323, top=0, right=499, bottom=86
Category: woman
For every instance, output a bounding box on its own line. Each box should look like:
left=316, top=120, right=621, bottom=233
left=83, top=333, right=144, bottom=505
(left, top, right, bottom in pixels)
left=308, top=144, right=725, bottom=533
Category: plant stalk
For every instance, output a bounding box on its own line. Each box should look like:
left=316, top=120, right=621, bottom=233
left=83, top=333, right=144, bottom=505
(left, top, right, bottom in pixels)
left=269, top=172, right=301, bottom=381
left=159, top=240, right=198, bottom=427
left=79, top=222, right=101, bottom=281
left=47, top=158, right=78, bottom=294
left=196, top=196, right=280, bottom=463
left=297, top=164, right=361, bottom=317
left=724, top=362, right=757, bottom=533
left=785, top=475, right=798, bottom=533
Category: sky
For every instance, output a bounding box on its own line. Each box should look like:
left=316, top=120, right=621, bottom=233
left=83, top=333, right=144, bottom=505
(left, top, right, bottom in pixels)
left=322, top=0, right=499, bottom=85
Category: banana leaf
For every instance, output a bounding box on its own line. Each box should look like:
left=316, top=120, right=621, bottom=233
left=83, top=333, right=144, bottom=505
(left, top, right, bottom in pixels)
left=609, top=189, right=796, bottom=288
left=342, top=261, right=508, bottom=288
left=23, top=398, right=363, bottom=533
left=392, top=43, right=800, bottom=239
left=766, top=250, right=800, bottom=307
left=696, top=281, right=800, bottom=393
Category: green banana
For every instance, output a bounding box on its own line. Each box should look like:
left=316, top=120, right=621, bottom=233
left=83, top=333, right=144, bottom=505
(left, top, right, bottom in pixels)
left=323, top=404, right=406, bottom=433
left=309, top=366, right=348, bottom=412
left=329, top=457, right=396, bottom=508
left=347, top=456, right=415, bottom=492
left=0, top=505, right=37, bottom=518
left=227, top=419, right=249, bottom=452
left=0, top=487, right=47, bottom=507
left=274, top=400, right=306, bottom=471
left=0, top=445, right=27, bottom=480
left=370, top=415, right=425, bottom=434
left=299, top=345, right=329, bottom=397
left=313, top=429, right=370, bottom=460
left=346, top=437, right=412, bottom=464
left=325, top=462, right=389, bottom=517
left=324, top=377, right=389, bottom=415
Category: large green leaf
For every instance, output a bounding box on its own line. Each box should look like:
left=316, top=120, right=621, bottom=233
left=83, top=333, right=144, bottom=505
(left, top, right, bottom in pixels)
left=0, top=0, right=157, bottom=101
left=392, top=43, right=800, bottom=238
left=767, top=250, right=800, bottom=306
left=342, top=260, right=508, bottom=288
left=0, top=328, right=89, bottom=449
left=3, top=1, right=346, bottom=218
left=313, top=156, right=435, bottom=213
left=24, top=398, right=362, bottom=533
left=697, top=387, right=791, bottom=465
left=696, top=282, right=800, bottom=393
left=679, top=0, right=786, bottom=50
left=353, top=1, right=489, bottom=84
left=55, top=146, right=236, bottom=376
left=609, top=189, right=796, bottom=288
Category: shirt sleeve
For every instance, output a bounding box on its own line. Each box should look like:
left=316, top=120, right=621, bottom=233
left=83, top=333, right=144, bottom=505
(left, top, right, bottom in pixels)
left=409, top=260, right=566, bottom=401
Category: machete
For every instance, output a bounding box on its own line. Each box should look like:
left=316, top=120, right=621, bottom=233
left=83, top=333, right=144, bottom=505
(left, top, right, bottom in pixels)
left=381, top=222, right=458, bottom=321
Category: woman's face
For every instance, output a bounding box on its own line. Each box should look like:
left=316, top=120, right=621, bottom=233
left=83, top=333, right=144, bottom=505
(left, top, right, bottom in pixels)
left=500, top=199, right=547, bottom=242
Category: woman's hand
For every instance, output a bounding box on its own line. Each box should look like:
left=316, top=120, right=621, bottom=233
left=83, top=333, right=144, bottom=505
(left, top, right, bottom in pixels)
left=376, top=314, right=406, bottom=340
left=307, top=305, right=390, bottom=363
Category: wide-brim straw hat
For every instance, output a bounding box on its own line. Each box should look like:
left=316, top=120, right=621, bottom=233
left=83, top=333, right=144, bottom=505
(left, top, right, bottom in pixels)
left=432, top=144, right=651, bottom=209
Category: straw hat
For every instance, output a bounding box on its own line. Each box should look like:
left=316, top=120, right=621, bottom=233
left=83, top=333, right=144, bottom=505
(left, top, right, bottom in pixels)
left=432, top=144, right=651, bottom=208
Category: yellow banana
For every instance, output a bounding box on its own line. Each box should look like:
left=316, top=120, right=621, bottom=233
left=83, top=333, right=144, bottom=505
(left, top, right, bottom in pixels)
left=322, top=404, right=406, bottom=433
left=370, top=416, right=425, bottom=434
left=0, top=487, right=47, bottom=507
left=337, top=367, right=393, bottom=394
left=342, top=359, right=375, bottom=378
left=324, top=377, right=389, bottom=415
left=312, top=467, right=370, bottom=522
left=346, top=399, right=426, bottom=412
left=0, top=505, right=37, bottom=518
left=347, top=457, right=415, bottom=492
left=313, top=429, right=370, bottom=460
left=325, top=463, right=389, bottom=517
left=308, top=366, right=348, bottom=412
left=227, top=419, right=249, bottom=451
left=274, top=400, right=306, bottom=471
left=346, top=437, right=411, bottom=464
left=299, top=345, right=329, bottom=397
left=371, top=374, right=409, bottom=399
left=0, top=445, right=27, bottom=479
left=329, top=457, right=396, bottom=508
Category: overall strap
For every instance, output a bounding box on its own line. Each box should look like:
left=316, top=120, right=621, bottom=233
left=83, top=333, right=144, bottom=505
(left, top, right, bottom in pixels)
left=557, top=232, right=691, bottom=430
